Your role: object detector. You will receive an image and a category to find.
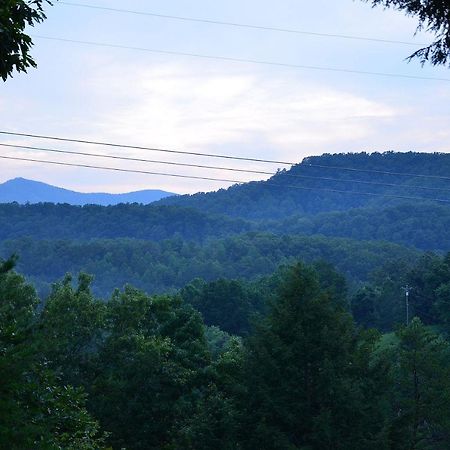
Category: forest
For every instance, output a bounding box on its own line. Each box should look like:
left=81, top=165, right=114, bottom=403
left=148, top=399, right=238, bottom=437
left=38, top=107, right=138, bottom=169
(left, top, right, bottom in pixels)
left=3, top=0, right=450, bottom=445
left=3, top=255, right=450, bottom=449
left=2, top=151, right=450, bottom=449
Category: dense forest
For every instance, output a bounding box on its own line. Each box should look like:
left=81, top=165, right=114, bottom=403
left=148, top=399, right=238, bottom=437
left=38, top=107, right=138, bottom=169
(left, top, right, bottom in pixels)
left=159, top=152, right=450, bottom=218
left=3, top=151, right=450, bottom=448
left=3, top=256, right=450, bottom=449
left=2, top=233, right=418, bottom=297
left=2, top=201, right=450, bottom=251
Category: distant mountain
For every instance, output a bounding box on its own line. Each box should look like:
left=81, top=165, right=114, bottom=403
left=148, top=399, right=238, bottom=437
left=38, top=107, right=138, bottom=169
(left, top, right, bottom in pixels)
left=158, top=152, right=450, bottom=219
left=0, top=178, right=175, bottom=205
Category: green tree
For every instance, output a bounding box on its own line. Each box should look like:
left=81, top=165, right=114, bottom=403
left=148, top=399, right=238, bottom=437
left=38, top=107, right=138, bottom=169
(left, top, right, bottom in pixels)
left=181, top=278, right=262, bottom=335
left=365, top=0, right=450, bottom=67
left=242, top=263, right=386, bottom=449
left=37, top=273, right=106, bottom=387
left=388, top=318, right=450, bottom=449
left=91, top=286, right=211, bottom=449
left=0, top=259, right=103, bottom=449
left=178, top=337, right=245, bottom=449
left=0, top=0, right=56, bottom=81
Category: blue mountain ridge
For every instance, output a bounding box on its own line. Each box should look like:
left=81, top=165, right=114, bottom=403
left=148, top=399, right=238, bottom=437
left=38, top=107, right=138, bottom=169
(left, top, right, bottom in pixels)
left=0, top=178, right=176, bottom=205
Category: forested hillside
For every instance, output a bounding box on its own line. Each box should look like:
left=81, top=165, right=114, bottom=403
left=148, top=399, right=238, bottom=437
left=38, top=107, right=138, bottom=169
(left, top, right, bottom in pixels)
left=2, top=152, right=450, bottom=449
left=1, top=233, right=418, bottom=297
left=159, top=151, right=450, bottom=218
left=0, top=203, right=251, bottom=241
left=2, top=200, right=450, bottom=251
left=265, top=203, right=450, bottom=251
left=2, top=152, right=450, bottom=298
left=4, top=0, right=450, bottom=444
left=4, top=257, right=450, bottom=449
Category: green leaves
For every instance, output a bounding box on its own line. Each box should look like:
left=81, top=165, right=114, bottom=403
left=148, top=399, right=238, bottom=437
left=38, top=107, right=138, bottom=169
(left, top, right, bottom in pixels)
left=366, top=0, right=450, bottom=67
left=0, top=1, right=54, bottom=81
left=0, top=265, right=104, bottom=449
left=243, top=263, right=379, bottom=449
left=387, top=319, right=450, bottom=449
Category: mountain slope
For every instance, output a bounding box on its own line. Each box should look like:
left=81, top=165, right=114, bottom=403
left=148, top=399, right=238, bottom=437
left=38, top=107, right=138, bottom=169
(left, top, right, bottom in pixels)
left=1, top=233, right=419, bottom=297
left=158, top=152, right=450, bottom=219
left=262, top=203, right=450, bottom=252
left=0, top=178, right=175, bottom=205
left=1, top=201, right=450, bottom=251
left=0, top=203, right=251, bottom=241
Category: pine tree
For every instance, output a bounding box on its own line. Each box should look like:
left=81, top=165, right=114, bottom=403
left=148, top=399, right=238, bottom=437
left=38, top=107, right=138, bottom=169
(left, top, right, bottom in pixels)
left=242, top=263, right=386, bottom=449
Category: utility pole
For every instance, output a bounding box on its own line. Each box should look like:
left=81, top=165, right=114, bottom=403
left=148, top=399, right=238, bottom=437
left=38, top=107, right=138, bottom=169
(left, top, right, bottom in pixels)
left=402, top=285, right=411, bottom=326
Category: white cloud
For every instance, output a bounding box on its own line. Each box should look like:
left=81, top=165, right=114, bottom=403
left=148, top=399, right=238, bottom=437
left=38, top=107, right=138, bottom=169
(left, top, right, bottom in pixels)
left=86, top=61, right=396, bottom=161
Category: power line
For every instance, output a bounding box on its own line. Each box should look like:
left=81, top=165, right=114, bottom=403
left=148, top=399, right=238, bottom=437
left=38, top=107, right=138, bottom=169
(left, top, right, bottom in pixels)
left=0, top=143, right=277, bottom=174
left=31, top=35, right=450, bottom=82
left=0, top=131, right=293, bottom=165
left=0, top=155, right=243, bottom=184
left=2, top=131, right=450, bottom=182
left=304, top=163, right=450, bottom=182
left=4, top=142, right=450, bottom=194
left=2, top=154, right=450, bottom=203
left=59, top=1, right=422, bottom=47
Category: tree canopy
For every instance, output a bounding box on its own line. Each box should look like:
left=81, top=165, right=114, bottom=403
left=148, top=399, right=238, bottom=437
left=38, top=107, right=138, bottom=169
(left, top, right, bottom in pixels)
left=0, top=0, right=55, bottom=81
left=365, top=0, right=450, bottom=67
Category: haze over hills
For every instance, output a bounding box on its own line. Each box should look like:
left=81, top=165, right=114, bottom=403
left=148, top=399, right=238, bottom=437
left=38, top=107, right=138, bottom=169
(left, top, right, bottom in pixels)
left=0, top=177, right=176, bottom=205
left=2, top=151, right=450, bottom=297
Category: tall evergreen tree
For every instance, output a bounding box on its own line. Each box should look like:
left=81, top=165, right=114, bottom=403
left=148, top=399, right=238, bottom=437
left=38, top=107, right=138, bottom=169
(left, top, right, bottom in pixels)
left=388, top=318, right=450, bottom=449
left=242, top=263, right=386, bottom=449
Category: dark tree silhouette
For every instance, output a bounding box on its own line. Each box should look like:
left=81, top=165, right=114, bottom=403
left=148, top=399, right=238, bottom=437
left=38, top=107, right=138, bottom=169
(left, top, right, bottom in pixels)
left=365, top=0, right=450, bottom=67
left=0, top=0, right=55, bottom=81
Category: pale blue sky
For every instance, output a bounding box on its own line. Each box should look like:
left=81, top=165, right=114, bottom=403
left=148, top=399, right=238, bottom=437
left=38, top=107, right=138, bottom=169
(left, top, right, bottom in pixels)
left=1, top=0, right=449, bottom=194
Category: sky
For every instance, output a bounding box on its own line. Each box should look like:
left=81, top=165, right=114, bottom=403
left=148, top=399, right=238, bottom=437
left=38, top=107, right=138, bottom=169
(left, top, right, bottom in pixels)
left=1, top=0, right=449, bottom=194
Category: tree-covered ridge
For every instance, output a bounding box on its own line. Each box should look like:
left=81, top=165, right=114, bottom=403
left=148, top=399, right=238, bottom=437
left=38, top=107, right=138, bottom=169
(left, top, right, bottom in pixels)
left=1, top=233, right=419, bottom=297
left=159, top=151, right=450, bottom=218
left=265, top=203, right=450, bottom=251
left=0, top=203, right=251, bottom=241
left=2, top=200, right=450, bottom=251
left=3, top=259, right=450, bottom=449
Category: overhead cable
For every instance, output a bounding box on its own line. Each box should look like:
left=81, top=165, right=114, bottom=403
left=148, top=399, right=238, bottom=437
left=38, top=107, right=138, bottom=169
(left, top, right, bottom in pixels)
left=3, top=142, right=450, bottom=193
left=0, top=131, right=294, bottom=165
left=2, top=131, right=450, bottom=182
left=2, top=154, right=450, bottom=204
left=31, top=35, right=450, bottom=82
left=59, top=1, right=422, bottom=47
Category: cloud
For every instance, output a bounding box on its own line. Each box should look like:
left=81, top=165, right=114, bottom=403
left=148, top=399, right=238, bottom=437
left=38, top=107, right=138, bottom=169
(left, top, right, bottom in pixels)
left=86, top=61, right=396, bottom=158
left=1, top=45, right=448, bottom=194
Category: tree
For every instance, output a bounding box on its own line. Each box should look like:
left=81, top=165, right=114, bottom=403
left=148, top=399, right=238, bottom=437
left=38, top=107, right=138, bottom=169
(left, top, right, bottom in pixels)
left=90, top=287, right=211, bottom=449
left=365, top=1, right=450, bottom=67
left=0, top=0, right=55, bottom=81
left=387, top=318, right=450, bottom=449
left=0, top=259, right=104, bottom=449
left=36, top=273, right=106, bottom=387
left=242, top=263, right=386, bottom=449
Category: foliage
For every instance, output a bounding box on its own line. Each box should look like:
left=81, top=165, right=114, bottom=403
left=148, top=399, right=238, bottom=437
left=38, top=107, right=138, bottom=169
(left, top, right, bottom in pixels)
left=160, top=152, right=450, bottom=219
left=365, top=0, right=450, bottom=67
left=2, top=200, right=450, bottom=251
left=0, top=203, right=251, bottom=242
left=268, top=202, right=450, bottom=251
left=0, top=258, right=103, bottom=449
left=1, top=233, right=419, bottom=298
left=241, top=263, right=387, bottom=449
left=387, top=319, right=450, bottom=449
left=0, top=0, right=55, bottom=81
left=3, top=258, right=450, bottom=448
